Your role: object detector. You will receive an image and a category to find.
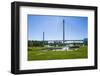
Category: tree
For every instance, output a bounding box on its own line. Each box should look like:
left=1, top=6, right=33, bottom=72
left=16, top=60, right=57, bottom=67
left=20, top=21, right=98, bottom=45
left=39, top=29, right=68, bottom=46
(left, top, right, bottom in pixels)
left=28, top=40, right=44, bottom=47
left=83, top=38, right=88, bottom=45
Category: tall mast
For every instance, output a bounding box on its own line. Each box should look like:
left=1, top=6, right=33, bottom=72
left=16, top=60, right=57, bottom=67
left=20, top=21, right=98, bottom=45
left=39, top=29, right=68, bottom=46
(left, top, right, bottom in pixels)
left=63, top=19, right=65, bottom=45
left=43, top=32, right=45, bottom=45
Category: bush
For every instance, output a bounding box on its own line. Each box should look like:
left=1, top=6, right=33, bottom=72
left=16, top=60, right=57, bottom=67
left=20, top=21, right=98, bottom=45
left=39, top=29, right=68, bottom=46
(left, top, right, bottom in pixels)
left=70, top=46, right=80, bottom=49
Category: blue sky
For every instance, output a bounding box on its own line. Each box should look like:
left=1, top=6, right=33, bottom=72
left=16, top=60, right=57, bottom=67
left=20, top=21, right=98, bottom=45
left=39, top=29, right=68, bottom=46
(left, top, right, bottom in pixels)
left=28, top=15, right=88, bottom=40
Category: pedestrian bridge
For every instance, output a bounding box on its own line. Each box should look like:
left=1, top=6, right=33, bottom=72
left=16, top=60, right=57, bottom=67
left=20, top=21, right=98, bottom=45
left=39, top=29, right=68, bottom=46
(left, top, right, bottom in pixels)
left=45, top=40, right=84, bottom=44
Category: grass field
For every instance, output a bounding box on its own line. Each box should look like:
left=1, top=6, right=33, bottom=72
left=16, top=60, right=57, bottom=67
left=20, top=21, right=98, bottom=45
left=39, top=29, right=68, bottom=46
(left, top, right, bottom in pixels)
left=28, top=46, right=88, bottom=61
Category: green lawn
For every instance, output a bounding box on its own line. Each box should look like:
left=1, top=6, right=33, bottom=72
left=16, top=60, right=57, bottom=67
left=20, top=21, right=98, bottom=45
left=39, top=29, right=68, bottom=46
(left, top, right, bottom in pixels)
left=28, top=46, right=88, bottom=61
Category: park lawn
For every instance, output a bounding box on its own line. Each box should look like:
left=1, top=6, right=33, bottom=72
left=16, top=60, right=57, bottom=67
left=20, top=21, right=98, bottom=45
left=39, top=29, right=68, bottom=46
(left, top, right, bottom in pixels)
left=28, top=46, right=88, bottom=61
